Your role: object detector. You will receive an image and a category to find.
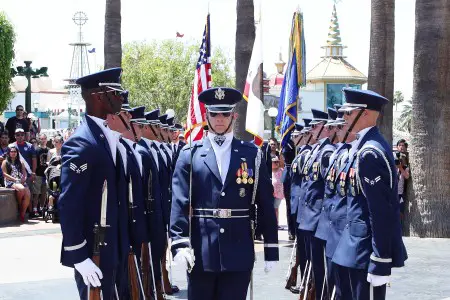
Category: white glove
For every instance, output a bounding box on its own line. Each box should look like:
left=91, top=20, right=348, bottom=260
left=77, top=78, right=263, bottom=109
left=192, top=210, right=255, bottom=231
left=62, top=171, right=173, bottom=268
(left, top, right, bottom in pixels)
left=173, top=248, right=195, bottom=271
left=264, top=261, right=277, bottom=273
left=74, top=258, right=103, bottom=287
left=367, top=273, right=390, bottom=287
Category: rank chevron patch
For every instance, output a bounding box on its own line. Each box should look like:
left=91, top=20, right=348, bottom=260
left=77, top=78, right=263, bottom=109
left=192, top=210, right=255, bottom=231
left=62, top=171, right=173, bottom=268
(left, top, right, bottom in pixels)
left=364, top=176, right=381, bottom=186
left=70, top=162, right=88, bottom=174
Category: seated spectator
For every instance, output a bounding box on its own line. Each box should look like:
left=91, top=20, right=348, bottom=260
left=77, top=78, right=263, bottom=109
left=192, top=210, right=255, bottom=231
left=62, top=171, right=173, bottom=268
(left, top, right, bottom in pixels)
left=272, top=156, right=284, bottom=229
left=1, top=145, right=31, bottom=223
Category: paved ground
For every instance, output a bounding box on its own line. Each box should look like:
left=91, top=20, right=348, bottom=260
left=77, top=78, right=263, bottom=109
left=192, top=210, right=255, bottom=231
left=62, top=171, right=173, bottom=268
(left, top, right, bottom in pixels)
left=1, top=201, right=450, bottom=300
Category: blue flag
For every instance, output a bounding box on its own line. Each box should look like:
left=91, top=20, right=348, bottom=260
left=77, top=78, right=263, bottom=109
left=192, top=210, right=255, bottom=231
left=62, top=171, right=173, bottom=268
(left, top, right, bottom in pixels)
left=275, top=10, right=306, bottom=148
left=276, top=50, right=299, bottom=147
left=88, top=48, right=96, bottom=53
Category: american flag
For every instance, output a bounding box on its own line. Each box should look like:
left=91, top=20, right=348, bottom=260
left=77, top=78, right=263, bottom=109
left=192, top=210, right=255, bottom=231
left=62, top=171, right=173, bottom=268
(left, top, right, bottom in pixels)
left=185, top=14, right=211, bottom=142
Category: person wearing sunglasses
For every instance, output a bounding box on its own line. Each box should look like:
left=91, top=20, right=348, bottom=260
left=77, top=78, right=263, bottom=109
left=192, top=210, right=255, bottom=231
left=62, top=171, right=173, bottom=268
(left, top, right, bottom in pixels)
left=296, top=108, right=336, bottom=300
left=58, top=68, right=128, bottom=300
left=170, top=87, right=278, bottom=300
left=331, top=88, right=407, bottom=300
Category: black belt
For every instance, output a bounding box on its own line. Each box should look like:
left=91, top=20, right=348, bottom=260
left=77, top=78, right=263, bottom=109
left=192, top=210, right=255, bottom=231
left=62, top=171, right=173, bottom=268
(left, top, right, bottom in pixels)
left=192, top=208, right=250, bottom=219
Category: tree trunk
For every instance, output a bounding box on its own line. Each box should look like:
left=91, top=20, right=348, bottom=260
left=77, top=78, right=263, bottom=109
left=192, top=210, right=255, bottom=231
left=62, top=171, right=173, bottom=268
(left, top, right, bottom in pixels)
left=104, top=0, right=122, bottom=69
left=367, top=0, right=395, bottom=144
left=234, top=0, right=255, bottom=141
left=406, top=0, right=450, bottom=237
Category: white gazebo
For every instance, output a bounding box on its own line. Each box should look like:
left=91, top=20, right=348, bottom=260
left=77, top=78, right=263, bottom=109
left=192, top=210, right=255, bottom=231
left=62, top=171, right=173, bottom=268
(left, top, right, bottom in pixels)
left=50, top=110, right=82, bottom=129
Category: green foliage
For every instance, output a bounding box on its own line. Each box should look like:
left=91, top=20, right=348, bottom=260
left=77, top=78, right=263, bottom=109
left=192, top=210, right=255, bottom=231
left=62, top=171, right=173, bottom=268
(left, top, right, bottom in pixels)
left=393, top=90, right=404, bottom=110
left=0, top=12, right=15, bottom=113
left=398, top=99, right=412, bottom=133
left=122, top=39, right=234, bottom=123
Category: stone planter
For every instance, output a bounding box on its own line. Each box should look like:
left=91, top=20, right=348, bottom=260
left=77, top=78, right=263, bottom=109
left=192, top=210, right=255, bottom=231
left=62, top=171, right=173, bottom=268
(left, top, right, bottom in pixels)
left=0, top=188, right=18, bottom=225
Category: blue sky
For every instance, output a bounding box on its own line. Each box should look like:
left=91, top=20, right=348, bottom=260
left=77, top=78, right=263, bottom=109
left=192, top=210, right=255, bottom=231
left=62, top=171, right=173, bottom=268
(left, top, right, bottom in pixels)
left=2, top=0, right=415, bottom=99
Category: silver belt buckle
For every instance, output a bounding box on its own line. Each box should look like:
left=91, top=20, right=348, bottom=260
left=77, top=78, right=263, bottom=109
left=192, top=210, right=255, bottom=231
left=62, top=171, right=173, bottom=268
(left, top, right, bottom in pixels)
left=214, top=209, right=231, bottom=218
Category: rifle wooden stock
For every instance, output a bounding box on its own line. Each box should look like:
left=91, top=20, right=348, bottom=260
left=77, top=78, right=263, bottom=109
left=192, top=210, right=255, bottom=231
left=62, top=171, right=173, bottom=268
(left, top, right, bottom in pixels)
left=128, top=251, right=141, bottom=300
left=285, top=249, right=300, bottom=289
left=89, top=255, right=101, bottom=300
left=141, top=243, right=152, bottom=299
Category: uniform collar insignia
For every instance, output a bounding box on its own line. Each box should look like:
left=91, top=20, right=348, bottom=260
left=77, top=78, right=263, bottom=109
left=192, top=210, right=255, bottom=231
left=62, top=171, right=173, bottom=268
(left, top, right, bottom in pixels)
left=214, top=135, right=226, bottom=146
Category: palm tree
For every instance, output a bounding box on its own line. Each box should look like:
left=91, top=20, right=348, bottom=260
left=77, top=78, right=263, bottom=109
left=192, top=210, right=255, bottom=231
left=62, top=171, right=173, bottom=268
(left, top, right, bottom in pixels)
left=367, top=0, right=395, bottom=144
left=393, top=90, right=404, bottom=111
left=398, top=99, right=411, bottom=133
left=104, top=0, right=122, bottom=69
left=407, top=0, right=450, bottom=237
left=234, top=0, right=255, bottom=141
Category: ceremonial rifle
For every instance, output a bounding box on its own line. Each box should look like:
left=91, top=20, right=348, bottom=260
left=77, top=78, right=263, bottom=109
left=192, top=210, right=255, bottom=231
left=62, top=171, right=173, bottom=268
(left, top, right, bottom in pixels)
left=88, top=180, right=109, bottom=300
left=285, top=236, right=300, bottom=290
left=144, top=168, right=159, bottom=300
left=127, top=178, right=146, bottom=299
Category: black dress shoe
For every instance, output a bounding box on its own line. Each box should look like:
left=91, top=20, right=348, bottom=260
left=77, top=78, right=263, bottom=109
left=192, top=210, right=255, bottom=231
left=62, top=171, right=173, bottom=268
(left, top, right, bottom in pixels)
left=289, top=286, right=300, bottom=294
left=170, top=285, right=179, bottom=293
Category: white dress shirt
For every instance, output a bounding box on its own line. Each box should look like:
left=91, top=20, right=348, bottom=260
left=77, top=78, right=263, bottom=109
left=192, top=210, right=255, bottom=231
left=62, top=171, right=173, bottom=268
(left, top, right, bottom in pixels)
left=111, top=131, right=127, bottom=171
left=122, top=138, right=143, bottom=176
left=87, top=115, right=117, bottom=165
left=208, top=132, right=233, bottom=184
left=142, top=138, right=159, bottom=170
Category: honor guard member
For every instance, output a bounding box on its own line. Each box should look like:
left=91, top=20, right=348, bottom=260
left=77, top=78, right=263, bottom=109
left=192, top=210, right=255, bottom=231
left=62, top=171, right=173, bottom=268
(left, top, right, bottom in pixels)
left=281, top=129, right=297, bottom=240
left=152, top=113, right=178, bottom=295
left=313, top=107, right=342, bottom=299
left=170, top=87, right=279, bottom=300
left=284, top=122, right=307, bottom=293
left=298, top=109, right=335, bottom=300
left=59, top=68, right=125, bottom=300
left=324, top=106, right=353, bottom=300
left=171, top=123, right=185, bottom=166
left=332, top=88, right=407, bottom=300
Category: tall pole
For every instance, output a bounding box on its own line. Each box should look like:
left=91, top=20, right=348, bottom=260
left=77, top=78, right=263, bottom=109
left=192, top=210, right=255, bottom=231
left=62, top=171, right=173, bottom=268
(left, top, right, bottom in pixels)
left=24, top=61, right=32, bottom=113
left=271, top=117, right=275, bottom=138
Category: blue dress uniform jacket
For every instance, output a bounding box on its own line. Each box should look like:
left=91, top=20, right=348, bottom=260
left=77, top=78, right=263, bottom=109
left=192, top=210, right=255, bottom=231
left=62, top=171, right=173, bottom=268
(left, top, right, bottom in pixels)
left=59, top=116, right=121, bottom=299
left=170, top=138, right=279, bottom=272
left=325, top=144, right=351, bottom=259
left=119, top=139, right=149, bottom=250
left=290, top=145, right=312, bottom=220
left=137, top=140, right=167, bottom=281
left=151, top=142, right=172, bottom=229
left=315, top=143, right=349, bottom=241
left=332, top=127, right=407, bottom=275
left=298, top=139, right=335, bottom=232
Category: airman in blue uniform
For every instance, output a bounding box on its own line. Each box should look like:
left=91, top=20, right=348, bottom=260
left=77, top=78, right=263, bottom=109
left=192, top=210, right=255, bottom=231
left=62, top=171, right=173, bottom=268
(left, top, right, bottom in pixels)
left=332, top=88, right=407, bottom=300
left=59, top=68, right=125, bottom=300
left=170, top=87, right=279, bottom=300
left=322, top=106, right=353, bottom=300
left=298, top=109, right=335, bottom=300
left=137, top=109, right=168, bottom=299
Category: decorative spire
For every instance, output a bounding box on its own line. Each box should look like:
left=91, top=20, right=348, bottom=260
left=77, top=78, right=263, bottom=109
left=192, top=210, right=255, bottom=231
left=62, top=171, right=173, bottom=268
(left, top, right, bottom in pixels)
left=326, top=5, right=342, bottom=45
left=322, top=3, right=346, bottom=58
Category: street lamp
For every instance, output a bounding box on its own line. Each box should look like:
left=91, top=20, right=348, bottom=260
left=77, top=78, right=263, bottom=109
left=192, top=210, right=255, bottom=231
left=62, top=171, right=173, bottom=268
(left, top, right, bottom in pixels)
left=68, top=97, right=73, bottom=129
left=268, top=107, right=278, bottom=138
left=11, top=61, right=50, bottom=113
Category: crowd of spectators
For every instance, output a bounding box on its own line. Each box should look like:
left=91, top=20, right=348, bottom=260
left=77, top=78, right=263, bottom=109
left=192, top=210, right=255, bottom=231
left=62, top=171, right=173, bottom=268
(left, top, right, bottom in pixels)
left=0, top=105, right=67, bottom=223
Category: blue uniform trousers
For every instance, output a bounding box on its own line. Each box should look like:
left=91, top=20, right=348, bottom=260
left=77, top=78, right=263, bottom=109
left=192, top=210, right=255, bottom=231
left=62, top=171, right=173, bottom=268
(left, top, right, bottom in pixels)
left=296, top=228, right=308, bottom=278
left=311, top=236, right=326, bottom=300
left=75, top=267, right=117, bottom=300
left=332, top=263, right=352, bottom=300
left=347, top=267, right=386, bottom=300
left=187, top=271, right=252, bottom=300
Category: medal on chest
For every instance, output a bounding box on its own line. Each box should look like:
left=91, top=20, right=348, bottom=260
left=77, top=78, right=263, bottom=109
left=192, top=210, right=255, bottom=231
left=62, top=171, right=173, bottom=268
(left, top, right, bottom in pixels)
left=339, top=171, right=346, bottom=196
left=328, top=167, right=335, bottom=190
left=349, top=168, right=356, bottom=196
left=312, top=162, right=319, bottom=181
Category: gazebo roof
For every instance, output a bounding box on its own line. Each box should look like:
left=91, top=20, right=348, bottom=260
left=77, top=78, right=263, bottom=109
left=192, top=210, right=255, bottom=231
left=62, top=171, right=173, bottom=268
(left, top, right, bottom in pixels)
left=306, top=57, right=367, bottom=83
